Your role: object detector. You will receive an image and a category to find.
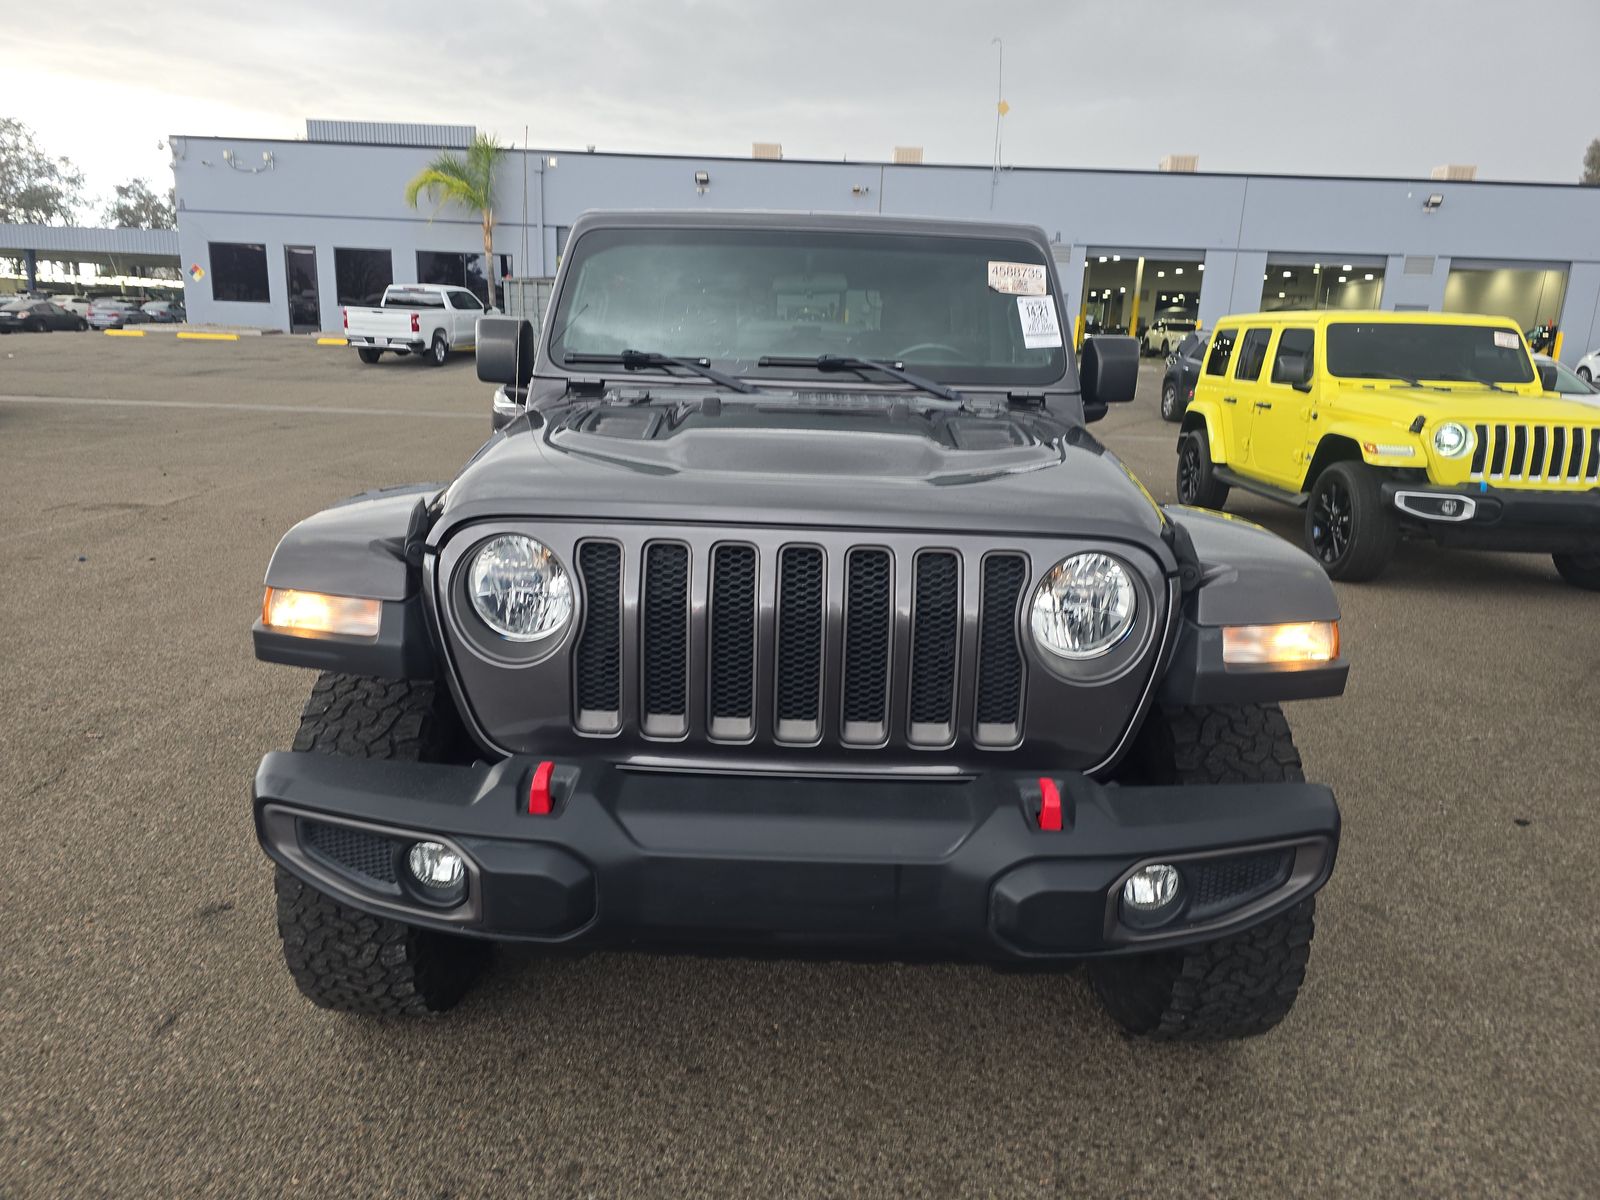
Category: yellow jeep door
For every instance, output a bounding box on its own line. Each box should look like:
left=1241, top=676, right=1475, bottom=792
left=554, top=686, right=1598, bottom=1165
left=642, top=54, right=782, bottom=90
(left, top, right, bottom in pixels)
left=1247, top=326, right=1317, bottom=489
left=1195, top=326, right=1244, bottom=458
left=1229, top=326, right=1273, bottom=474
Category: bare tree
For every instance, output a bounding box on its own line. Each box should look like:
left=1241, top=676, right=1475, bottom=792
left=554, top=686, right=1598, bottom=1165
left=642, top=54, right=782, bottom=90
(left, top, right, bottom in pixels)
left=1583, top=138, right=1600, bottom=186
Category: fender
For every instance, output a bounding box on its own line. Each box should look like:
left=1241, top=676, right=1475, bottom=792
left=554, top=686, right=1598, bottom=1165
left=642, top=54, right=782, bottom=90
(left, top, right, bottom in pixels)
left=1179, top=399, right=1228, bottom=464
left=1307, top=419, right=1425, bottom=485
left=1158, top=505, right=1347, bottom=706
left=254, top=484, right=442, bottom=679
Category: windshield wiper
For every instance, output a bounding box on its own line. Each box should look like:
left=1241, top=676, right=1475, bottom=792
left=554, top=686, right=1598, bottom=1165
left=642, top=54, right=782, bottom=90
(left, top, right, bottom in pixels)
left=1343, top=370, right=1430, bottom=388
left=757, top=354, right=966, bottom=406
left=564, top=350, right=759, bottom=394
left=1436, top=374, right=1512, bottom=393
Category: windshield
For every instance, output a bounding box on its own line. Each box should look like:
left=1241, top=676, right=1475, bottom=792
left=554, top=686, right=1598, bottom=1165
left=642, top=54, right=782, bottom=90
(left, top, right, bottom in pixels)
left=1326, top=322, right=1534, bottom=385
left=546, top=227, right=1069, bottom=387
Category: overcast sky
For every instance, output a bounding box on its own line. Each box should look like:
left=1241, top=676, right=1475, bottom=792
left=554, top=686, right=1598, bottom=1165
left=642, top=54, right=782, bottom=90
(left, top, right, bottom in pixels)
left=10, top=0, right=1600, bottom=209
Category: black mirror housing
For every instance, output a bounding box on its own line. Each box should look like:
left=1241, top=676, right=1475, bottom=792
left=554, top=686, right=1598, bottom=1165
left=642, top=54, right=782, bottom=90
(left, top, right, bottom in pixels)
left=1536, top=360, right=1557, bottom=392
left=1080, top=335, right=1139, bottom=407
left=477, top=317, right=536, bottom=387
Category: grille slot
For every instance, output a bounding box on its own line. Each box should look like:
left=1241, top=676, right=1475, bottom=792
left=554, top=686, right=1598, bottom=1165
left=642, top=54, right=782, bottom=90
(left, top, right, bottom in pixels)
left=775, top=546, right=825, bottom=742
left=975, top=554, right=1028, bottom=745
left=708, top=544, right=758, bottom=740
left=841, top=548, right=893, bottom=744
left=908, top=551, right=961, bottom=745
left=574, top=542, right=623, bottom=731
left=1471, top=422, right=1600, bottom=485
left=302, top=820, right=398, bottom=885
left=641, top=542, right=690, bottom=737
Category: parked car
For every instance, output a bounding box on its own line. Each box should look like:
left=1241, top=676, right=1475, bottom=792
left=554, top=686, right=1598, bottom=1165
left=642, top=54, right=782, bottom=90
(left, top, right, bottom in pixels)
left=1159, top=329, right=1209, bottom=421
left=342, top=283, right=491, bottom=366
left=141, top=300, right=186, bottom=324
left=1176, top=309, right=1600, bottom=588
left=87, top=298, right=154, bottom=330
left=1141, top=318, right=1196, bottom=357
left=55, top=295, right=93, bottom=317
left=1534, top=354, right=1598, bottom=398
left=252, top=210, right=1349, bottom=1042
left=0, top=297, right=88, bottom=332
left=1574, top=346, right=1600, bottom=386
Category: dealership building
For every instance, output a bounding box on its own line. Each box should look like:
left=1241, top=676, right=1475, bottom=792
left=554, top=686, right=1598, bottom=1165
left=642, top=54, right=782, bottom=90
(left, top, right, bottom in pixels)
left=160, top=121, right=1600, bottom=361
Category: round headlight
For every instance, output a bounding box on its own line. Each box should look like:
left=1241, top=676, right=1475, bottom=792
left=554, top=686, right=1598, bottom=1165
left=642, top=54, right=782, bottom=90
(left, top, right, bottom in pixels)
left=1433, top=422, right=1471, bottom=458
left=467, top=535, right=573, bottom=641
left=1029, top=553, right=1137, bottom=660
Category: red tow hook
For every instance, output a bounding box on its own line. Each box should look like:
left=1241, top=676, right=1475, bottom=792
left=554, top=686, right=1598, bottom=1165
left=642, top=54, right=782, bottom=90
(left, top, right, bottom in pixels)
left=528, top=760, right=556, bottom=815
left=1037, top=777, right=1063, bottom=831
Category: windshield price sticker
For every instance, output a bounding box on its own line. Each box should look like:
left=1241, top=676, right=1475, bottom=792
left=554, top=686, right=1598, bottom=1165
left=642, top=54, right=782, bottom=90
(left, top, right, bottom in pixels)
left=1017, top=295, right=1063, bottom=348
left=988, top=261, right=1047, bottom=296
left=1493, top=331, right=1520, bottom=350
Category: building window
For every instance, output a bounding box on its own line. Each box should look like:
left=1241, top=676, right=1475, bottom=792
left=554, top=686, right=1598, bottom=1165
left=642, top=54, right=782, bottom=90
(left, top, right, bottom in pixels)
left=1263, top=257, right=1385, bottom=311
left=417, top=250, right=490, bottom=305
left=334, top=248, right=393, bottom=308
left=209, top=242, right=269, bottom=303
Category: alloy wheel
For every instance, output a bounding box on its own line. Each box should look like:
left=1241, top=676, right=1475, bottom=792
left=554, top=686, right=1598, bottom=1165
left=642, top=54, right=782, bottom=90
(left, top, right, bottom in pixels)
left=1310, top=477, right=1352, bottom=564
left=1177, top=439, right=1200, bottom=502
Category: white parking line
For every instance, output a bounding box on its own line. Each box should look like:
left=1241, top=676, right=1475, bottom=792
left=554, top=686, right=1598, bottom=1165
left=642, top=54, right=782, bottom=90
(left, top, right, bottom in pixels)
left=0, top=394, right=481, bottom=420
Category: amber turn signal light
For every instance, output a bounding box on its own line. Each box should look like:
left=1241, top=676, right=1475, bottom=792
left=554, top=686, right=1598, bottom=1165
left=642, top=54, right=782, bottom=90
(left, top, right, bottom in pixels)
left=1221, top=621, right=1339, bottom=666
left=262, top=588, right=382, bottom=638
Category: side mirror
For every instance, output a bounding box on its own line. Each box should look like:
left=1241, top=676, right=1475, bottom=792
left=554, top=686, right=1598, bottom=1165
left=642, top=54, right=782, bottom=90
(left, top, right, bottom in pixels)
left=1536, top=359, right=1557, bottom=392
left=1274, top=351, right=1314, bottom=391
left=476, top=316, right=536, bottom=387
left=1080, top=335, right=1139, bottom=407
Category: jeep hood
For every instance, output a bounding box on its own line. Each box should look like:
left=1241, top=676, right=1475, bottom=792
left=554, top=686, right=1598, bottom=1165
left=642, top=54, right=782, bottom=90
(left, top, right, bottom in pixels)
left=1332, top=383, right=1600, bottom=423
left=432, top=396, right=1168, bottom=546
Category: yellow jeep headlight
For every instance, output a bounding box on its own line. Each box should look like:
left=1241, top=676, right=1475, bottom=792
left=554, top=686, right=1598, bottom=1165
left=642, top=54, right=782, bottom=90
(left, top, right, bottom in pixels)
left=1432, top=422, right=1471, bottom=459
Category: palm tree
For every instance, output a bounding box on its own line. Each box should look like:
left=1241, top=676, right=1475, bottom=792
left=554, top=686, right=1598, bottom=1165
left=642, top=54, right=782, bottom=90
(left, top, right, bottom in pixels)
left=404, top=133, right=506, bottom=308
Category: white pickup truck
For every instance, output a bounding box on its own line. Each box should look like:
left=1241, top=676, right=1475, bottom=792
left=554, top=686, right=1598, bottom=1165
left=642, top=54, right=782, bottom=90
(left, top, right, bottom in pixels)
left=342, top=283, right=492, bottom=366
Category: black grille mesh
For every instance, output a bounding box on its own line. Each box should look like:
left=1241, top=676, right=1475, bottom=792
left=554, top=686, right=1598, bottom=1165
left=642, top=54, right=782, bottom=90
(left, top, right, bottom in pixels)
left=303, top=820, right=397, bottom=884
left=842, top=550, right=892, bottom=726
left=908, top=552, right=960, bottom=726
left=975, top=554, right=1027, bottom=727
left=709, top=544, right=757, bottom=720
left=575, top=542, right=622, bottom=714
left=1184, top=850, right=1293, bottom=921
left=776, top=547, right=824, bottom=724
left=642, top=543, right=689, bottom=718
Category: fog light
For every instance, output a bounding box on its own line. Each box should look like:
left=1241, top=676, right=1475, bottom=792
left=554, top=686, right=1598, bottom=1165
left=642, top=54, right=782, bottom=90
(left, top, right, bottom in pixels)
left=407, top=841, right=465, bottom=890
left=1121, top=863, right=1183, bottom=929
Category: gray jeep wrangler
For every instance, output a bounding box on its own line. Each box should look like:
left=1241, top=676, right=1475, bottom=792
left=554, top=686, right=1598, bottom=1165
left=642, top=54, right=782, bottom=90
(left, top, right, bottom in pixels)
left=253, top=211, right=1347, bottom=1040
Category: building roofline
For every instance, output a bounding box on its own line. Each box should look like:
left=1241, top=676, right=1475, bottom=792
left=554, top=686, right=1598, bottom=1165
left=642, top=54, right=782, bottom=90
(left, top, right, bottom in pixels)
left=166, top=134, right=1597, bottom=193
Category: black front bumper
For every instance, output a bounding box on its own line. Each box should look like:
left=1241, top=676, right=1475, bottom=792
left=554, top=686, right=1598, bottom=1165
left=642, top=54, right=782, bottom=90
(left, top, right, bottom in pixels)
left=1385, top=481, right=1600, bottom=552
left=254, top=752, right=1339, bottom=961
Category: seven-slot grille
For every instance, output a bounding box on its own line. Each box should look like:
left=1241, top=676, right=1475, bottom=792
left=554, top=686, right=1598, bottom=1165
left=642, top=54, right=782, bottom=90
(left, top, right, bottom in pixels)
left=1469, top=422, right=1600, bottom=485
left=573, top=538, right=1031, bottom=749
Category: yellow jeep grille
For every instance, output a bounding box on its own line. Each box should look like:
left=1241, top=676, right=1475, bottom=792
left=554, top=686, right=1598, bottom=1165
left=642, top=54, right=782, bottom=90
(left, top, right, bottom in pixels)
left=1469, top=422, right=1600, bottom=488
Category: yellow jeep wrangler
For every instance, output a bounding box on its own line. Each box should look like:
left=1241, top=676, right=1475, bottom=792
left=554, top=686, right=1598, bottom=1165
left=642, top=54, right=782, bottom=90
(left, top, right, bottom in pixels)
left=1175, top=310, right=1600, bottom=588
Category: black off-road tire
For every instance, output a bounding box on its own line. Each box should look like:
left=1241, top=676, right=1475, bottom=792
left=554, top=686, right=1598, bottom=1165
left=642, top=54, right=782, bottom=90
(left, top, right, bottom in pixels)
left=1090, top=703, right=1318, bottom=1041
left=1305, top=460, right=1395, bottom=582
left=1552, top=550, right=1600, bottom=591
left=426, top=333, right=448, bottom=366
left=273, top=673, right=487, bottom=1016
left=1160, top=379, right=1183, bottom=422
left=356, top=346, right=382, bottom=364
left=1175, top=428, right=1229, bottom=509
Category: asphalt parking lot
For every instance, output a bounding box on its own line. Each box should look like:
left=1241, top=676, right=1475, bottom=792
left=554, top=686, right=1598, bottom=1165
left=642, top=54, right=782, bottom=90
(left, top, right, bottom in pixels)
left=3, top=334, right=1597, bottom=1199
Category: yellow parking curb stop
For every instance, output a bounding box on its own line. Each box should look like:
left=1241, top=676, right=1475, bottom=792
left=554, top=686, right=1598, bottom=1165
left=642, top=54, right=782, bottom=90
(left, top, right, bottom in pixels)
left=316, top=337, right=349, bottom=346
left=104, top=329, right=145, bottom=337
left=176, top=331, right=241, bottom=341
